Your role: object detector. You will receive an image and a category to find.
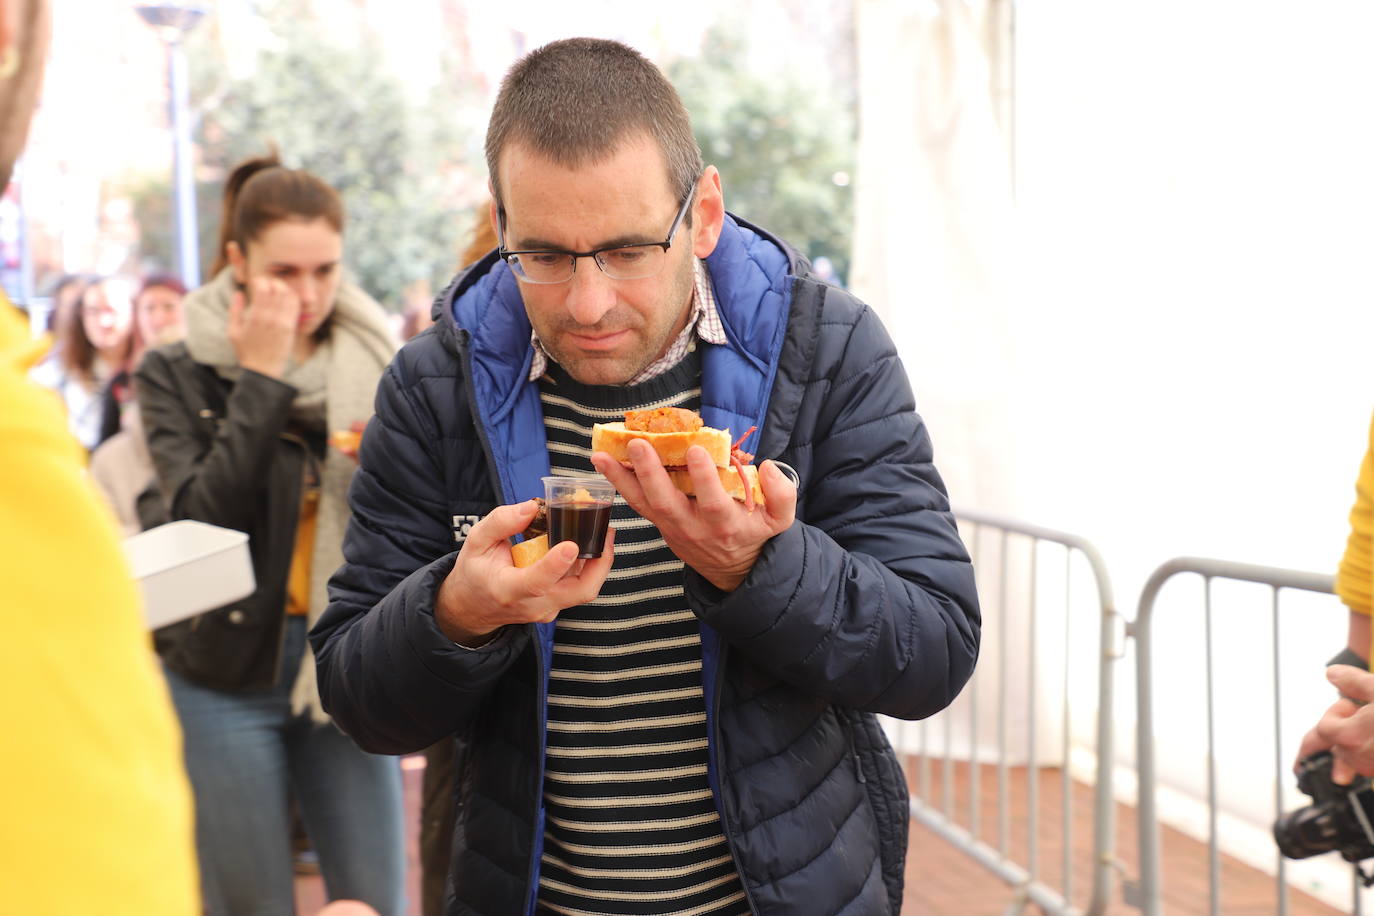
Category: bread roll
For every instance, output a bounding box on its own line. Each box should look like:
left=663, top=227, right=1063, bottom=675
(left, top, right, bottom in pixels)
left=510, top=534, right=548, bottom=568
left=591, top=421, right=732, bottom=468
left=664, top=464, right=764, bottom=506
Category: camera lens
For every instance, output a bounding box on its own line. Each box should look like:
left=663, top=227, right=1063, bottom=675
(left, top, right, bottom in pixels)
left=1274, top=805, right=1342, bottom=860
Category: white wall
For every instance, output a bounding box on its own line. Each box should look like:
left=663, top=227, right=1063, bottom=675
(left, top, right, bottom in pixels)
left=1014, top=0, right=1374, bottom=579
left=1016, top=0, right=1374, bottom=823
left=858, top=0, right=1374, bottom=906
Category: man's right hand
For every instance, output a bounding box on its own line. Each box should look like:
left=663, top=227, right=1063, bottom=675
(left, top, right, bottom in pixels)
left=434, top=499, right=615, bottom=646
left=228, top=277, right=300, bottom=379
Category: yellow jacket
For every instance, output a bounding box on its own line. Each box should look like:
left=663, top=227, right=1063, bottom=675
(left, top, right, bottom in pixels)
left=1337, top=410, right=1374, bottom=660
left=0, top=297, right=198, bottom=913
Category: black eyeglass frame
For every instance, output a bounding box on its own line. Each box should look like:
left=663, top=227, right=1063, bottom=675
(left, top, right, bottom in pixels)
left=496, top=174, right=702, bottom=284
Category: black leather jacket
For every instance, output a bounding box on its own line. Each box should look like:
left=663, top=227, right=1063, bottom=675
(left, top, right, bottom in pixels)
left=136, top=341, right=317, bottom=690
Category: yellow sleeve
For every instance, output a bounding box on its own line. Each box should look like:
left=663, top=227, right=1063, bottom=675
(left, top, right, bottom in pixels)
left=1336, top=411, right=1374, bottom=625
left=0, top=301, right=199, bottom=913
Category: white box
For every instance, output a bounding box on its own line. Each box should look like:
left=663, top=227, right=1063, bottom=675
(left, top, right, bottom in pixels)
left=123, top=520, right=256, bottom=629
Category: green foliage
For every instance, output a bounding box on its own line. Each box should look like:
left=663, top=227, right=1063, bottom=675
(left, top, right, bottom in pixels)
left=127, top=173, right=221, bottom=278
left=131, top=2, right=480, bottom=309
left=127, top=12, right=854, bottom=296
left=669, top=27, right=855, bottom=283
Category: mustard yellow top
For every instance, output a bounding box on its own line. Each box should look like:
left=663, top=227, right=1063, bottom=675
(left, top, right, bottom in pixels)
left=1337, top=410, right=1374, bottom=661
left=286, top=487, right=319, bottom=616
left=0, top=296, right=199, bottom=913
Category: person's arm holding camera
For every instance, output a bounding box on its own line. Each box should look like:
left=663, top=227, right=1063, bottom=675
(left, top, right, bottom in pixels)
left=1296, top=424, right=1374, bottom=782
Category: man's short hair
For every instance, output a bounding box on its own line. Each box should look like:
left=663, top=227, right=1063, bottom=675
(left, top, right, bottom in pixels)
left=485, top=37, right=703, bottom=210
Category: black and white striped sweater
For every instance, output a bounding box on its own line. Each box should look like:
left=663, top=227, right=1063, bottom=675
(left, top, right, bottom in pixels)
left=536, top=352, right=748, bottom=916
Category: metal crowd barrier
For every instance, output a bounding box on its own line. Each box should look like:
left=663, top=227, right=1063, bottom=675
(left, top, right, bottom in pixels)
left=887, top=507, right=1125, bottom=915
left=1130, top=557, right=1345, bottom=916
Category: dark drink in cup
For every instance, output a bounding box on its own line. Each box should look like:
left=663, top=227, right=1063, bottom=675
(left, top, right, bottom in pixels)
left=541, top=476, right=615, bottom=559
left=548, top=502, right=613, bottom=558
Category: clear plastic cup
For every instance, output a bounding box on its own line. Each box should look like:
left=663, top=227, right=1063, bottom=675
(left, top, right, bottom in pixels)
left=541, top=476, right=616, bottom=559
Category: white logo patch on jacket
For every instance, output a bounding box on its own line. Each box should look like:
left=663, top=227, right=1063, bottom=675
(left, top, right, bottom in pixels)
left=452, top=514, right=482, bottom=543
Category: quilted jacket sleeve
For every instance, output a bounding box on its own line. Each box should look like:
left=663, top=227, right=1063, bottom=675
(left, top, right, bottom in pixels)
left=686, top=302, right=980, bottom=721
left=136, top=347, right=295, bottom=530
left=310, top=350, right=528, bottom=755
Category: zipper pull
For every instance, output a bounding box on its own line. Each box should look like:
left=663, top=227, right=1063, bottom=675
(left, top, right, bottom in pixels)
left=854, top=751, right=866, bottom=784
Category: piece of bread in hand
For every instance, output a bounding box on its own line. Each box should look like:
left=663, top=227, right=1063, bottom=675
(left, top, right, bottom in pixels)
left=591, top=421, right=731, bottom=468
left=510, top=498, right=550, bottom=568
left=510, top=534, right=548, bottom=568
left=663, top=464, right=763, bottom=506
left=591, top=408, right=763, bottom=508
left=329, top=429, right=362, bottom=452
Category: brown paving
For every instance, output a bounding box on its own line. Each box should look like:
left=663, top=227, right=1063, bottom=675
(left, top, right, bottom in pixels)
left=294, top=753, right=1348, bottom=915
left=900, top=754, right=1345, bottom=915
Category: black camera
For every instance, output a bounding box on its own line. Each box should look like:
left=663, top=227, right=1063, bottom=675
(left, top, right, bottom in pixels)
left=1274, top=751, right=1374, bottom=871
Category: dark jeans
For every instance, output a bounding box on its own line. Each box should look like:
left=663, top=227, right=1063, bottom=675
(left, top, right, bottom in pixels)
left=164, top=617, right=406, bottom=915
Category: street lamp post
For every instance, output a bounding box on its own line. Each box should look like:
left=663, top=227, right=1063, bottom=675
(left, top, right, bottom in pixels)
left=136, top=4, right=207, bottom=288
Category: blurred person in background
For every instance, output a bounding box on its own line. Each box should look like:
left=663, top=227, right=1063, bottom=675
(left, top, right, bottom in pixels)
left=136, top=152, right=405, bottom=915
left=68, top=275, right=136, bottom=446
left=134, top=273, right=189, bottom=343
left=96, top=273, right=187, bottom=444
left=0, top=0, right=201, bottom=911
left=89, top=274, right=188, bottom=535
left=40, top=270, right=89, bottom=338
left=399, top=207, right=498, bottom=344
left=398, top=290, right=433, bottom=340
left=31, top=273, right=135, bottom=450
left=27, top=272, right=88, bottom=402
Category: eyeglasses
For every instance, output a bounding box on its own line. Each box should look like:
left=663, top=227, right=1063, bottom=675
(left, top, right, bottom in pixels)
left=497, top=177, right=699, bottom=285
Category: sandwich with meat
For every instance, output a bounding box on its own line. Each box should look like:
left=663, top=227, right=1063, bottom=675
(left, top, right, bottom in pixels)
left=509, top=408, right=763, bottom=568
left=591, top=407, right=762, bottom=510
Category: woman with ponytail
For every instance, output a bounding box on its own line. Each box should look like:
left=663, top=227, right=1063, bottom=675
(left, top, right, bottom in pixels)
left=135, top=152, right=405, bottom=915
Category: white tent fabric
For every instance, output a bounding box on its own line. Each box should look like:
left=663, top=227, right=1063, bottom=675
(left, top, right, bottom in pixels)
left=849, top=0, right=1018, bottom=514
left=851, top=0, right=1051, bottom=768
left=851, top=2, right=1374, bottom=907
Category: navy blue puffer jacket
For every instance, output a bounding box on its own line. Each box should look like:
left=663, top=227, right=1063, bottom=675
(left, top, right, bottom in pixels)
left=311, top=216, right=980, bottom=915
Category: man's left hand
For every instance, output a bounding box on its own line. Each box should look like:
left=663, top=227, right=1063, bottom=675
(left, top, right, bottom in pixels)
left=592, top=440, right=797, bottom=592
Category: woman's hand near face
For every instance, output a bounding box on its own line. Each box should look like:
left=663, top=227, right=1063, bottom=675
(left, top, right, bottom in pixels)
left=228, top=277, right=300, bottom=378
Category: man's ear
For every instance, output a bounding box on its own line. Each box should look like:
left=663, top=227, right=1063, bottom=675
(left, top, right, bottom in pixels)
left=488, top=192, right=502, bottom=244
left=691, top=166, right=725, bottom=259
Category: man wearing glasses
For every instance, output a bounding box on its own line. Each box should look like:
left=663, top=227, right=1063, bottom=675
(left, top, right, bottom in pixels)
left=313, top=37, right=979, bottom=916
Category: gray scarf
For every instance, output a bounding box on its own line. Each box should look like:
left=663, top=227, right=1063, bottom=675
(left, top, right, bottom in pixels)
left=184, top=267, right=396, bottom=722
